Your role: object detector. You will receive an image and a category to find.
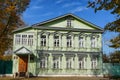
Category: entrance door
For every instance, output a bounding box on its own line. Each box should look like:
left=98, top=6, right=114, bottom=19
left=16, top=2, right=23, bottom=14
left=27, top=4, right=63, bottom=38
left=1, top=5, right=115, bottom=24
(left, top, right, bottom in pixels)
left=19, top=55, right=28, bottom=72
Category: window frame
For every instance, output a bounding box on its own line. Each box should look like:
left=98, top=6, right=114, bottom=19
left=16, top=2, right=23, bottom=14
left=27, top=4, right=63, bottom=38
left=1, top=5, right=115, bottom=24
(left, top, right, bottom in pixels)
left=67, top=35, right=72, bottom=47
left=54, top=35, right=59, bottom=47
left=53, top=56, right=60, bottom=69
left=41, top=34, right=46, bottom=47
left=79, top=36, right=84, bottom=48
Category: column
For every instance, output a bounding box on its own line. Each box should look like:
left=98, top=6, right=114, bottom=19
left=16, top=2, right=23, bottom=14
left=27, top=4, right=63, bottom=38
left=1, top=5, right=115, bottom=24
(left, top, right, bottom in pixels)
left=74, top=35, right=79, bottom=49
left=61, top=34, right=66, bottom=50
left=83, top=56, right=86, bottom=69
left=59, top=34, right=62, bottom=48
left=86, top=54, right=91, bottom=69
left=48, top=33, right=54, bottom=50
left=72, top=34, right=74, bottom=48
left=75, top=54, right=79, bottom=69
left=46, top=33, right=49, bottom=48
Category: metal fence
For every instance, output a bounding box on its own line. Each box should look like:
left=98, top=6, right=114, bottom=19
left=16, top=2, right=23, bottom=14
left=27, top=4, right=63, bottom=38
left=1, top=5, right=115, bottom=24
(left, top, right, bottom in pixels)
left=0, top=60, right=13, bottom=74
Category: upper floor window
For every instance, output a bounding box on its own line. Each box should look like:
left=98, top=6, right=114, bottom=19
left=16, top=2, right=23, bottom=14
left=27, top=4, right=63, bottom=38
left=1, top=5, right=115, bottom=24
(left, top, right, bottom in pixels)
left=54, top=35, right=59, bottom=47
left=15, top=35, right=21, bottom=45
left=15, top=34, right=33, bottom=46
left=67, top=35, right=72, bottom=47
left=91, top=37, right=97, bottom=48
left=41, top=35, right=46, bottom=46
left=22, top=35, right=27, bottom=45
left=28, top=35, right=33, bottom=46
left=79, top=37, right=84, bottom=48
left=53, top=56, right=60, bottom=69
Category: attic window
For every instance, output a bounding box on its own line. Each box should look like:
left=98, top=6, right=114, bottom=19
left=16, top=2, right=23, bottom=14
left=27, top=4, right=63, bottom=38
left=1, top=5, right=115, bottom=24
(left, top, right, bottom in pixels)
left=67, top=19, right=71, bottom=27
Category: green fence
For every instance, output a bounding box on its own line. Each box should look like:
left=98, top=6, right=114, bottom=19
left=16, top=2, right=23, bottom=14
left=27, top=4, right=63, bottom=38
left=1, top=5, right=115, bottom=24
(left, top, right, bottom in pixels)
left=0, top=60, right=13, bottom=74
left=103, top=63, right=120, bottom=76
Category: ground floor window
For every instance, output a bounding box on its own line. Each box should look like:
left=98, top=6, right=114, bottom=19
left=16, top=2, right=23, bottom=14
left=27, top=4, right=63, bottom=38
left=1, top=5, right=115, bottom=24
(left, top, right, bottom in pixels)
left=40, top=57, right=48, bottom=68
left=91, top=58, right=97, bottom=69
left=66, top=57, right=74, bottom=69
left=79, top=58, right=84, bottom=69
left=53, top=56, right=60, bottom=69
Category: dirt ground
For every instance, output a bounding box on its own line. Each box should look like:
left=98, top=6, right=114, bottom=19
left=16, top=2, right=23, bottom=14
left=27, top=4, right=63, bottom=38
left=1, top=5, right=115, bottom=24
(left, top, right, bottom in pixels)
left=0, top=77, right=110, bottom=80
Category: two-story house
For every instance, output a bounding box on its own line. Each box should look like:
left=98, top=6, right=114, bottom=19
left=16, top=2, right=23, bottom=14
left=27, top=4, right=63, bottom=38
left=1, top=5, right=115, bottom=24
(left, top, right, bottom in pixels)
left=12, top=13, right=103, bottom=77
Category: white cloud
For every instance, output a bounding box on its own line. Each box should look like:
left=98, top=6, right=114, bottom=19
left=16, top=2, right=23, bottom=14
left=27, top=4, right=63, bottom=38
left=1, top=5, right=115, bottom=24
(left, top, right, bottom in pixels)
left=31, top=5, right=43, bottom=9
left=63, top=2, right=81, bottom=8
left=71, top=6, right=88, bottom=13
left=55, top=0, right=63, bottom=4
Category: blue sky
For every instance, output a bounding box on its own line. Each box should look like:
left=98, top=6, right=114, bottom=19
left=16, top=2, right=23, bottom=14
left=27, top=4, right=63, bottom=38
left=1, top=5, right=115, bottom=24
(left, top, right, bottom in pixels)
left=22, top=0, right=118, bottom=54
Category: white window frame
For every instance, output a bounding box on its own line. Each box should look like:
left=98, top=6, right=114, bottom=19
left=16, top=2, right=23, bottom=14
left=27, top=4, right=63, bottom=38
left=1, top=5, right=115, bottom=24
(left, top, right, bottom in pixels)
left=15, top=34, right=21, bottom=45
left=91, top=58, right=97, bottom=69
left=40, top=57, right=47, bottom=68
left=53, top=57, right=60, bottom=69
left=15, top=34, right=33, bottom=46
left=54, top=35, right=59, bottom=47
left=67, top=19, right=72, bottom=27
left=28, top=35, right=33, bottom=46
left=67, top=35, right=72, bottom=47
left=41, top=35, right=46, bottom=46
left=91, top=37, right=97, bottom=48
left=79, top=36, right=84, bottom=48
left=79, top=58, right=84, bottom=69
left=22, top=35, right=27, bottom=45
left=66, top=57, right=73, bottom=69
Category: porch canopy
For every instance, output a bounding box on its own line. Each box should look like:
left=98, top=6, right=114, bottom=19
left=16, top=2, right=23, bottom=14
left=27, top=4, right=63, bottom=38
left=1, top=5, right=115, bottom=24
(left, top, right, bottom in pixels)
left=14, top=46, right=32, bottom=55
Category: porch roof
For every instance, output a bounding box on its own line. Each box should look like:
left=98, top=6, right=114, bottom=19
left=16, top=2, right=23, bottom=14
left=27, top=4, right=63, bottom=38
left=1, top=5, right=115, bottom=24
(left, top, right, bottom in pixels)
left=14, top=46, right=32, bottom=55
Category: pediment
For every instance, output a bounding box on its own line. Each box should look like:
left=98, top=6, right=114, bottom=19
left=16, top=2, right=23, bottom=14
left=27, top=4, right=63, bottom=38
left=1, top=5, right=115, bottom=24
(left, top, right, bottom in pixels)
left=33, top=13, right=103, bottom=31
left=14, top=46, right=32, bottom=55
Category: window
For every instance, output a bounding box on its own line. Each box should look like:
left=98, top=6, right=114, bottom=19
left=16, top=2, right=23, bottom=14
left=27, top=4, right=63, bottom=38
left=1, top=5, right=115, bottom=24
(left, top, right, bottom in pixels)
left=22, top=35, right=27, bottom=45
left=67, top=19, right=71, bottom=27
left=91, top=58, right=97, bottom=69
left=40, top=57, right=48, bottom=68
left=28, top=35, right=33, bottom=46
left=66, top=57, right=73, bottom=69
left=15, top=34, right=33, bottom=46
left=15, top=34, right=21, bottom=45
left=79, top=58, right=84, bottom=69
left=53, top=57, right=60, bottom=69
left=54, top=35, right=59, bottom=47
left=41, top=35, right=46, bottom=46
left=79, top=37, right=84, bottom=48
left=91, top=37, right=96, bottom=48
left=67, top=35, right=72, bottom=47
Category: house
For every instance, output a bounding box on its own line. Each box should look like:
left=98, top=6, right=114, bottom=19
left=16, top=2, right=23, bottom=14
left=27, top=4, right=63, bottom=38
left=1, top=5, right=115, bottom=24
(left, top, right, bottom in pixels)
left=12, top=13, right=103, bottom=77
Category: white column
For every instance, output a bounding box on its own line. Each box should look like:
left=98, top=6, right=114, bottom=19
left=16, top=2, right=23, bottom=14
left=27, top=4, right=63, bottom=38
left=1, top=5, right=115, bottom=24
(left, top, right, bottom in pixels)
left=61, top=34, right=66, bottom=50
left=74, top=35, right=79, bottom=49
left=46, top=33, right=49, bottom=48
left=48, top=33, right=54, bottom=50
left=72, top=35, right=74, bottom=48
left=59, top=34, right=62, bottom=48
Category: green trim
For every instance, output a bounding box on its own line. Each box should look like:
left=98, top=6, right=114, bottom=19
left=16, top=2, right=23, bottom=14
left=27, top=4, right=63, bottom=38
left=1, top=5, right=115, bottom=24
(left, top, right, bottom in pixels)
left=34, top=26, right=103, bottom=33
left=12, top=26, right=32, bottom=33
